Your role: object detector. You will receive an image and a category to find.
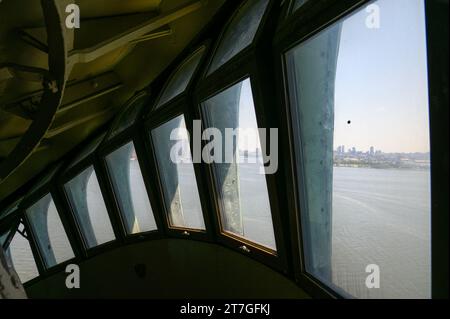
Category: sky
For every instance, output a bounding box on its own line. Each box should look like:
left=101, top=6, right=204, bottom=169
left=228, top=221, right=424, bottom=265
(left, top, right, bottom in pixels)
left=334, top=0, right=430, bottom=153
left=178, top=0, right=430, bottom=155
left=238, top=0, right=430, bottom=154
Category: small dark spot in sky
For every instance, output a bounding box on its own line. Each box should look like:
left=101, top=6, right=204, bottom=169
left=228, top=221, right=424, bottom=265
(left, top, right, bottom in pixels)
left=347, top=120, right=351, bottom=125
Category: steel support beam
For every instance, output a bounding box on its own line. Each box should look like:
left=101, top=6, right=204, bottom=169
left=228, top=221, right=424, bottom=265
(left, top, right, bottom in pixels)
left=0, top=0, right=68, bottom=182
left=3, top=72, right=122, bottom=120
left=68, top=0, right=203, bottom=65
left=129, top=26, right=172, bottom=45
left=18, top=29, right=49, bottom=54
left=45, top=108, right=112, bottom=139
left=0, top=63, right=49, bottom=83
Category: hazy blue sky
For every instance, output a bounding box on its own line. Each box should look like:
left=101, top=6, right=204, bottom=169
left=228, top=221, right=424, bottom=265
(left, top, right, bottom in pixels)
left=230, top=0, right=430, bottom=154
left=334, top=0, right=429, bottom=153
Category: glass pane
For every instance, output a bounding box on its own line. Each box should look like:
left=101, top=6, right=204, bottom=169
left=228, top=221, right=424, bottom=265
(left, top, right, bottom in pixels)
left=201, top=79, right=276, bottom=251
left=292, top=0, right=308, bottom=12
left=67, top=134, right=105, bottom=171
left=109, top=96, right=147, bottom=139
left=105, top=142, right=158, bottom=234
left=285, top=0, right=430, bottom=298
left=8, top=232, right=39, bottom=283
left=65, top=167, right=116, bottom=248
left=0, top=231, right=9, bottom=248
left=151, top=115, right=205, bottom=230
left=207, top=0, right=270, bottom=76
left=156, top=46, right=206, bottom=108
left=0, top=198, right=22, bottom=220
left=26, top=194, right=74, bottom=268
left=25, top=164, right=62, bottom=200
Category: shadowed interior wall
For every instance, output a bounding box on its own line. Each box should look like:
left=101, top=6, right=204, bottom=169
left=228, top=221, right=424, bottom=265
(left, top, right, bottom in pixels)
left=25, top=239, right=310, bottom=299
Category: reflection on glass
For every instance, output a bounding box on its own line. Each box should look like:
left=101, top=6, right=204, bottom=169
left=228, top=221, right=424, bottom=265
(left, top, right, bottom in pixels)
left=109, top=96, right=147, bottom=139
left=285, top=0, right=430, bottom=298
left=0, top=198, right=22, bottom=219
left=8, top=232, right=40, bottom=283
left=106, top=142, right=158, bottom=234
left=0, top=231, right=9, bottom=248
left=151, top=115, right=205, bottom=230
left=67, top=134, right=105, bottom=171
left=26, top=194, right=74, bottom=268
left=156, top=46, right=206, bottom=108
left=292, top=0, right=308, bottom=12
left=202, top=79, right=276, bottom=251
left=65, top=167, right=116, bottom=248
left=207, top=0, right=269, bottom=75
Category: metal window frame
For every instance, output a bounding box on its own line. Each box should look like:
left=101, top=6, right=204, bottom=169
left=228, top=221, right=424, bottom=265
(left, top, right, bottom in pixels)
left=12, top=165, right=85, bottom=285
left=193, top=0, right=290, bottom=274
left=5, top=217, right=42, bottom=287
left=58, top=142, right=124, bottom=259
left=0, top=2, right=239, bottom=287
left=144, top=107, right=214, bottom=242
left=21, top=192, right=77, bottom=272
left=424, top=0, right=449, bottom=300
left=202, top=0, right=274, bottom=81
left=0, top=0, right=444, bottom=299
left=274, top=0, right=448, bottom=299
left=104, top=91, right=150, bottom=142
left=97, top=132, right=166, bottom=244
left=152, top=45, right=209, bottom=112
left=1, top=215, right=21, bottom=252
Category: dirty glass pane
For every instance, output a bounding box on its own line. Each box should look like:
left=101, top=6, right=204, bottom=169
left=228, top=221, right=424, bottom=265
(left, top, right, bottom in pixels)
left=26, top=194, right=74, bottom=268
left=8, top=231, right=39, bottom=283
left=65, top=167, right=116, bottom=248
left=201, top=79, right=276, bottom=251
left=151, top=115, right=205, bottom=230
left=0, top=231, right=9, bottom=248
left=25, top=164, right=62, bottom=200
left=292, top=0, right=308, bottom=13
left=207, top=0, right=270, bottom=75
left=108, top=96, right=147, bottom=139
left=285, top=0, right=430, bottom=298
left=156, top=46, right=206, bottom=108
left=67, top=134, right=106, bottom=171
left=0, top=198, right=22, bottom=220
left=105, top=142, right=158, bottom=234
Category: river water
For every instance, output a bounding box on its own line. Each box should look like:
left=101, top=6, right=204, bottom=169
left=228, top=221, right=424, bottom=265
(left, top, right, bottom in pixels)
left=6, top=164, right=431, bottom=299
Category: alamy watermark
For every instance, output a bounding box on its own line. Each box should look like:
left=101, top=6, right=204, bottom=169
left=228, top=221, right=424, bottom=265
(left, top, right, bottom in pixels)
left=365, top=4, right=381, bottom=29
left=65, top=264, right=80, bottom=289
left=62, top=3, right=380, bottom=30
left=169, top=120, right=279, bottom=175
left=65, top=4, right=80, bottom=29
left=365, top=264, right=380, bottom=289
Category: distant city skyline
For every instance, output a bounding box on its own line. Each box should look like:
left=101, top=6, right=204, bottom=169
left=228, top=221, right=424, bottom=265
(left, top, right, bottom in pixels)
left=335, top=145, right=430, bottom=155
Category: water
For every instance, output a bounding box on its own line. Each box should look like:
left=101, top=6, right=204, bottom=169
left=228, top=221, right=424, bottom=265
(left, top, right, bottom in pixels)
left=331, top=167, right=431, bottom=299
left=5, top=165, right=431, bottom=299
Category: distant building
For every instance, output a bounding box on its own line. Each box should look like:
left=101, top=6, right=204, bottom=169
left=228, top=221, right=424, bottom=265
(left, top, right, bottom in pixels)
left=370, top=146, right=375, bottom=155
